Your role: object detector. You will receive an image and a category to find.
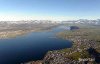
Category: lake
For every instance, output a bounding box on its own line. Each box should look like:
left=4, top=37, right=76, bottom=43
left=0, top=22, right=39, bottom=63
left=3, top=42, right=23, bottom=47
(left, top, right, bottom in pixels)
left=0, top=26, right=72, bottom=64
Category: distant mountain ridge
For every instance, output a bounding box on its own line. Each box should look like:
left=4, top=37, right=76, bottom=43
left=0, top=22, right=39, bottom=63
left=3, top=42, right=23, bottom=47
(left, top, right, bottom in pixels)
left=0, top=19, right=100, bottom=25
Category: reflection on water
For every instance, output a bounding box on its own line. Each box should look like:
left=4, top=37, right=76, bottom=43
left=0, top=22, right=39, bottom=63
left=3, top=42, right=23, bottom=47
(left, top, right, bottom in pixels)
left=0, top=26, right=72, bottom=64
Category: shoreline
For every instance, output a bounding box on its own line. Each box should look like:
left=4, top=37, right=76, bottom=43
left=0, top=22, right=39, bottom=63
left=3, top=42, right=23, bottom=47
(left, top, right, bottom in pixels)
left=24, top=25, right=100, bottom=64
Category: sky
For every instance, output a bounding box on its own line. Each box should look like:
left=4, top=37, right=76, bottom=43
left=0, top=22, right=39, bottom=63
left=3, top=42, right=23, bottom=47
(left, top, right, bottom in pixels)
left=0, top=0, right=100, bottom=21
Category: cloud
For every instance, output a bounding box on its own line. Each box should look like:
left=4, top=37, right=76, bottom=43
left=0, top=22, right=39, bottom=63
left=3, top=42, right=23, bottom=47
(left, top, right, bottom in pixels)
left=0, top=15, right=78, bottom=21
left=0, top=14, right=99, bottom=21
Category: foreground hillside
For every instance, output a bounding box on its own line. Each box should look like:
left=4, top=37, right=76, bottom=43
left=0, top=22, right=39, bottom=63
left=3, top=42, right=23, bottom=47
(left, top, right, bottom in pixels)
left=23, top=24, right=100, bottom=64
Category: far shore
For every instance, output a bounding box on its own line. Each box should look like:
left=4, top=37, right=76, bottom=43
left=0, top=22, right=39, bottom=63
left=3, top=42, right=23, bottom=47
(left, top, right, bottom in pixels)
left=0, top=23, right=59, bottom=39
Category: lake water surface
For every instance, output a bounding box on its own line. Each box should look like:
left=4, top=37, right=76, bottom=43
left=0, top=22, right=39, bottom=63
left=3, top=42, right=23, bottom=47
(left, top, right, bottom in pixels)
left=0, top=26, right=72, bottom=64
